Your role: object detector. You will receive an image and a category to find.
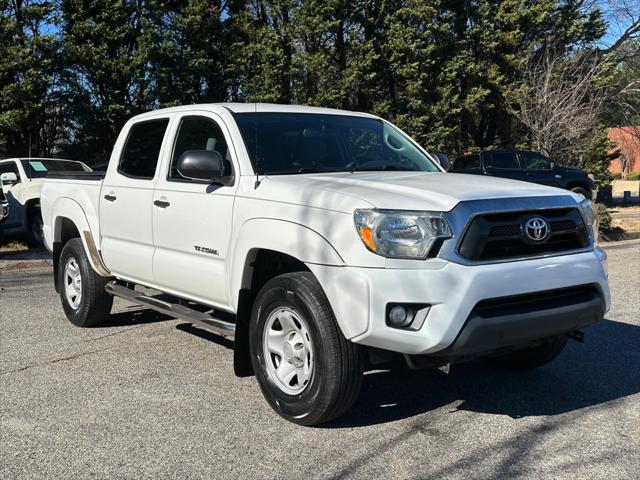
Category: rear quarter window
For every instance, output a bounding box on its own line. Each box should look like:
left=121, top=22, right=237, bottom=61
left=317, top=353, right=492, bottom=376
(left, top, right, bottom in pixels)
left=118, top=119, right=170, bottom=179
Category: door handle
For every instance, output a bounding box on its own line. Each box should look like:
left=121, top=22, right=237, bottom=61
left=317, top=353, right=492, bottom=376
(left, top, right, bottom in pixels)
left=104, top=193, right=117, bottom=202
left=154, top=199, right=170, bottom=208
left=526, top=173, right=535, bottom=177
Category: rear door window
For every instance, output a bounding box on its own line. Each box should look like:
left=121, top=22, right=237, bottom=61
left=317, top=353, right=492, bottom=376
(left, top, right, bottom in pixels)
left=520, top=152, right=553, bottom=171
left=453, top=154, right=480, bottom=170
left=118, top=119, right=170, bottom=179
left=488, top=152, right=520, bottom=170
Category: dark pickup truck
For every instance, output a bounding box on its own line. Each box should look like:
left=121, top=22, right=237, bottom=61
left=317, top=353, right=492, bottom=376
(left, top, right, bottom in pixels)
left=451, top=150, right=596, bottom=199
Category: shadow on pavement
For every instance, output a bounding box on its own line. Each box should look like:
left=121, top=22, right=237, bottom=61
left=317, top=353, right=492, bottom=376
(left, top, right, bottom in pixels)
left=99, top=308, right=173, bottom=327
left=175, top=323, right=235, bottom=349
left=91, top=308, right=640, bottom=428
left=327, top=319, right=640, bottom=428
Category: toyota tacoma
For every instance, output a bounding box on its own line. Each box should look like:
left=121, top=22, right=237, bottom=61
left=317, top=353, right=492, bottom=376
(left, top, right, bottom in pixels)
left=40, top=104, right=610, bottom=425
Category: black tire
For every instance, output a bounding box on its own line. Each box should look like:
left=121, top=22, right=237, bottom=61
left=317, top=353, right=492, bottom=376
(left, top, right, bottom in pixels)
left=487, top=336, right=568, bottom=370
left=571, top=187, right=589, bottom=200
left=27, top=208, right=44, bottom=248
left=249, top=272, right=363, bottom=426
left=58, top=238, right=113, bottom=327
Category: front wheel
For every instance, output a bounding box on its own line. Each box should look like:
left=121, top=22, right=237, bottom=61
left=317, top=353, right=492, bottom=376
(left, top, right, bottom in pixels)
left=58, top=238, right=113, bottom=327
left=249, top=272, right=363, bottom=426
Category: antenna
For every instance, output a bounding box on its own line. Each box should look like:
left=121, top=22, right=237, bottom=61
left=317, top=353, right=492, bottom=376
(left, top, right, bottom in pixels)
left=254, top=101, right=261, bottom=189
left=252, top=4, right=260, bottom=189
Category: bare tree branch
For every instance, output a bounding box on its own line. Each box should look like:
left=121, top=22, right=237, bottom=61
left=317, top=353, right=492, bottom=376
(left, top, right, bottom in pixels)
left=509, top=48, right=609, bottom=165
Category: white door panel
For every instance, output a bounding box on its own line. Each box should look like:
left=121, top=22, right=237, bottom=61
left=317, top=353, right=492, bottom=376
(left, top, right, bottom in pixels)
left=100, top=185, right=155, bottom=281
left=152, top=187, right=234, bottom=306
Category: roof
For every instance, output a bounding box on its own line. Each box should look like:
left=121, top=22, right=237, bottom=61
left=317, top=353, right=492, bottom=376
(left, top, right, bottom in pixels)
left=130, top=102, right=379, bottom=121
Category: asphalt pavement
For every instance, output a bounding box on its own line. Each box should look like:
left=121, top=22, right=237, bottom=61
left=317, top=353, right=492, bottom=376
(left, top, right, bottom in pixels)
left=1, top=241, right=639, bottom=479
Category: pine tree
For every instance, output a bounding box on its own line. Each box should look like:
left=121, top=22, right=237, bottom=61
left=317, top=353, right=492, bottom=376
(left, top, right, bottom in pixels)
left=0, top=0, right=59, bottom=157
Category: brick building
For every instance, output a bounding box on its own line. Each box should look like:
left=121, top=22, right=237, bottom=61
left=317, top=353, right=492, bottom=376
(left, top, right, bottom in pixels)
left=609, top=127, right=640, bottom=177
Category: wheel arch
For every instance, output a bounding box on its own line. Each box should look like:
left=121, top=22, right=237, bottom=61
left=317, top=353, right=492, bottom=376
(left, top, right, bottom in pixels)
left=566, top=180, right=590, bottom=193
left=229, top=219, right=345, bottom=377
left=50, top=198, right=109, bottom=292
left=229, top=218, right=344, bottom=310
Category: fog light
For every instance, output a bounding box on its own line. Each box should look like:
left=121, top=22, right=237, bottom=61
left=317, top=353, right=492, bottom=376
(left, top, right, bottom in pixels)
left=388, top=306, right=413, bottom=327
left=386, top=303, right=431, bottom=330
left=388, top=306, right=406, bottom=324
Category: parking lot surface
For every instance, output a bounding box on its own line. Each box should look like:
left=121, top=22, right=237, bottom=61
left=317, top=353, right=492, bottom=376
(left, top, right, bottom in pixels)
left=1, top=241, right=639, bottom=479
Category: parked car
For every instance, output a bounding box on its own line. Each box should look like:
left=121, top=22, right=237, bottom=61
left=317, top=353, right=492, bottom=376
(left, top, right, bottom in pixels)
left=41, top=104, right=609, bottom=425
left=0, top=158, right=91, bottom=246
left=450, top=150, right=596, bottom=199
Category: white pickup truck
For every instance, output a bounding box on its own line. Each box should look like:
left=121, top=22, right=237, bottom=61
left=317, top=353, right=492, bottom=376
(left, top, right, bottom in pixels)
left=0, top=158, right=91, bottom=246
left=41, top=103, right=610, bottom=425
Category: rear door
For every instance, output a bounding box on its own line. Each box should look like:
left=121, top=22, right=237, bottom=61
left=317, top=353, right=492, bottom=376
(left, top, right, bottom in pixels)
left=151, top=112, right=237, bottom=308
left=485, top=152, right=524, bottom=181
left=519, top=151, right=561, bottom=187
left=99, top=117, right=171, bottom=284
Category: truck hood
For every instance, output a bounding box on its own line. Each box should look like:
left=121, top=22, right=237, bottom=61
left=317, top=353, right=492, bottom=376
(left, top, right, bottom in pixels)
left=259, top=171, right=578, bottom=213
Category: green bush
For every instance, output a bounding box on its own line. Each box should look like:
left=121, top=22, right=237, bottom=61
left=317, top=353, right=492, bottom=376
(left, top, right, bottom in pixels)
left=611, top=172, right=622, bottom=180
left=627, top=172, right=640, bottom=181
left=595, top=203, right=612, bottom=231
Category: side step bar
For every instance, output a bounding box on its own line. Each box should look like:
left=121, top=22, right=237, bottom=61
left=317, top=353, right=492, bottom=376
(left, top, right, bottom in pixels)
left=105, top=282, right=236, bottom=338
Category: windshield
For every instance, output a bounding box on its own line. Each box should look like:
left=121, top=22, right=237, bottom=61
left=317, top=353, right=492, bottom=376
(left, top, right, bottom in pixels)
left=233, top=113, right=440, bottom=175
left=20, top=159, right=91, bottom=179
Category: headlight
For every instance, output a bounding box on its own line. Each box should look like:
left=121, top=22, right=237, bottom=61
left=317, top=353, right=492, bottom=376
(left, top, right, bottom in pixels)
left=354, top=209, right=452, bottom=258
left=578, top=199, right=597, bottom=245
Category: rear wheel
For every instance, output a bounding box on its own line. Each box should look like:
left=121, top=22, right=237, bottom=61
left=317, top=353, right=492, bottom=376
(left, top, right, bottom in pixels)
left=487, top=336, right=568, bottom=370
left=249, top=272, right=363, bottom=425
left=58, top=238, right=113, bottom=327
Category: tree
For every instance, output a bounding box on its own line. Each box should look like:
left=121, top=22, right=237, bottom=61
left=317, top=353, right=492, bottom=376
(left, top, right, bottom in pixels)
left=0, top=0, right=60, bottom=157
left=510, top=48, right=610, bottom=165
left=57, top=0, right=159, bottom=162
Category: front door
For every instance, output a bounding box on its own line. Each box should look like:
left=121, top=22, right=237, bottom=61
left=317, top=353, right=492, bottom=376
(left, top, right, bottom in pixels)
left=100, top=117, right=171, bottom=284
left=152, top=113, right=237, bottom=309
left=519, top=151, right=561, bottom=187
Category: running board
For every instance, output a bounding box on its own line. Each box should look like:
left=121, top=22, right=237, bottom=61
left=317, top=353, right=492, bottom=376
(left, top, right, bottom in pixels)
left=105, top=282, right=236, bottom=338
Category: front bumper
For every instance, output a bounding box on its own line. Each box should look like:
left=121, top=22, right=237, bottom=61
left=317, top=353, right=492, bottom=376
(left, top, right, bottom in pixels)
left=309, top=248, right=610, bottom=355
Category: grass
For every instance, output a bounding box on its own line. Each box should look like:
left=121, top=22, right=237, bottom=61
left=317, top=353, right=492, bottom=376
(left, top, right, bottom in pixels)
left=0, top=240, right=29, bottom=253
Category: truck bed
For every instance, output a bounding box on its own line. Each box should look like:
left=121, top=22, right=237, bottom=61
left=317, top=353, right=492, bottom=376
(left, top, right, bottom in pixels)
left=46, top=171, right=106, bottom=181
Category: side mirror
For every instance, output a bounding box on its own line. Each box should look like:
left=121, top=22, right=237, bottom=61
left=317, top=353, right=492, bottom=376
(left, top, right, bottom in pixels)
left=177, top=150, right=230, bottom=184
left=0, top=172, right=18, bottom=185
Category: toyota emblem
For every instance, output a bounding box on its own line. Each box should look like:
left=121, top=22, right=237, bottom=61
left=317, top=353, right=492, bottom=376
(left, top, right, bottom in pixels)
left=524, top=217, right=549, bottom=242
